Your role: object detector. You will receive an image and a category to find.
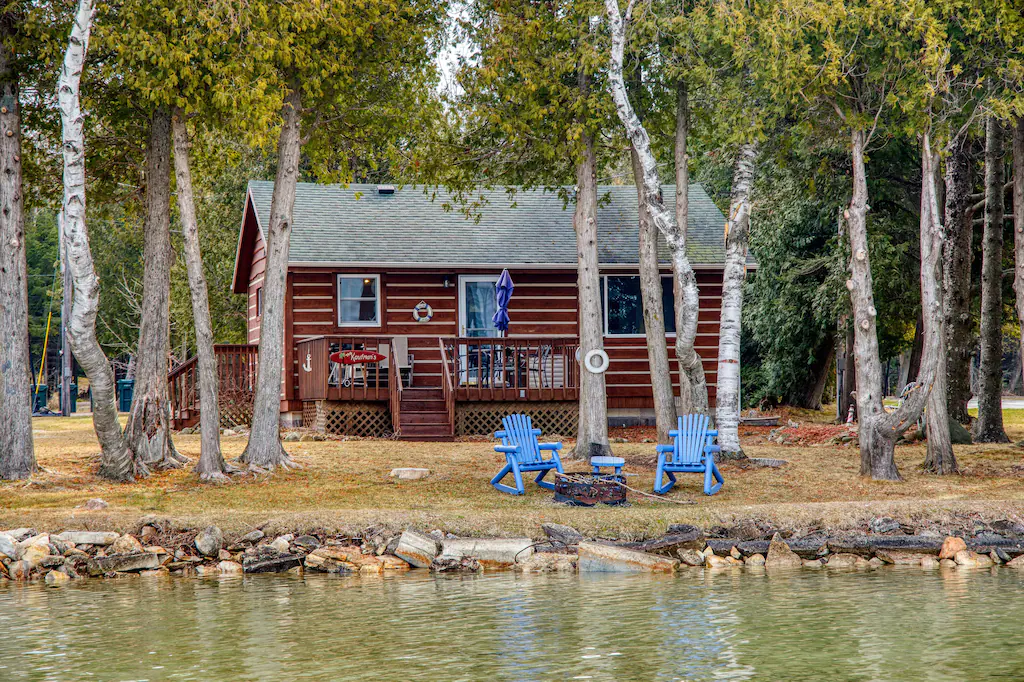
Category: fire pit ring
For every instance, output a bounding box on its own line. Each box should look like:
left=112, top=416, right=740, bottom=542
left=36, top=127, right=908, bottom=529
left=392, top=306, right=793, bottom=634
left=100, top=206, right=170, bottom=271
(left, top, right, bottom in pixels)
left=553, top=472, right=628, bottom=507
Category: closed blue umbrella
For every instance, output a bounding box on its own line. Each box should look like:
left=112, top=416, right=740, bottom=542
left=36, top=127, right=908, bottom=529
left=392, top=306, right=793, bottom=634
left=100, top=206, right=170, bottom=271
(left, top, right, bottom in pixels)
left=492, top=269, right=514, bottom=334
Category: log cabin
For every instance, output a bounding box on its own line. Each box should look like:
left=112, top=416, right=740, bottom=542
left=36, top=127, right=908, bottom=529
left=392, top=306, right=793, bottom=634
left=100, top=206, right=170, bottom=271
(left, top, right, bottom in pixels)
left=190, top=181, right=745, bottom=440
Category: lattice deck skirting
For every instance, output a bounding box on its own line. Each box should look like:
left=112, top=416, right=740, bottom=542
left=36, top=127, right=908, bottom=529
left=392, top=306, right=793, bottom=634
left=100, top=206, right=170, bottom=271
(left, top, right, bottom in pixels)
left=456, top=401, right=578, bottom=437
left=219, top=387, right=254, bottom=428
left=304, top=400, right=393, bottom=437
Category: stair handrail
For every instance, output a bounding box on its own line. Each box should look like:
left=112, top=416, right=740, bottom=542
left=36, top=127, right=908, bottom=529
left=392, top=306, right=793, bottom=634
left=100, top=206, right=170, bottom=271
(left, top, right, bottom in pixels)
left=389, top=340, right=403, bottom=436
left=438, top=338, right=456, bottom=436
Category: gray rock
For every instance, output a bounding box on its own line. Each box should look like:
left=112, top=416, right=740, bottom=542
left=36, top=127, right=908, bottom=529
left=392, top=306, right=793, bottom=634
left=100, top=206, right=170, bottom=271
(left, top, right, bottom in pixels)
left=87, top=552, right=163, bottom=575
left=110, top=535, right=144, bottom=555
left=270, top=537, right=292, bottom=553
left=194, top=526, right=223, bottom=557
left=431, top=556, right=482, bottom=573
left=55, top=531, right=119, bottom=546
left=242, top=547, right=302, bottom=573
left=869, top=517, right=902, bottom=534
left=441, top=538, right=535, bottom=567
left=624, top=528, right=705, bottom=556
left=725, top=523, right=763, bottom=541
left=515, top=553, right=577, bottom=573
left=1, top=528, right=35, bottom=542
left=283, top=432, right=300, bottom=442
left=677, top=549, right=705, bottom=566
left=395, top=530, right=441, bottom=568
left=541, top=523, right=583, bottom=546
left=0, top=534, right=19, bottom=560
left=990, top=520, right=1024, bottom=536
left=994, top=547, right=1012, bottom=563
left=292, top=535, right=321, bottom=551
left=577, top=542, right=679, bottom=573
left=389, top=467, right=430, bottom=480
left=241, top=530, right=265, bottom=544
left=948, top=420, right=972, bottom=445
left=78, top=498, right=109, bottom=511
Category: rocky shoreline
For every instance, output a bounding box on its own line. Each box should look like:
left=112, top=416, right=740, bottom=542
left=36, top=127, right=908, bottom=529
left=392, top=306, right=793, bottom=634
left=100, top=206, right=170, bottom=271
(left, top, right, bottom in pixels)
left=3, top=514, right=1024, bottom=585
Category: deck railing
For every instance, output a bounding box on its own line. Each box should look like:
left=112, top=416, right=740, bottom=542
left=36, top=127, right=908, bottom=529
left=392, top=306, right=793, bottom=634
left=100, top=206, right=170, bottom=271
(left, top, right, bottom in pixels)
left=438, top=339, right=456, bottom=435
left=168, top=344, right=259, bottom=428
left=296, top=335, right=395, bottom=402
left=444, top=337, right=580, bottom=402
left=389, top=346, right=403, bottom=435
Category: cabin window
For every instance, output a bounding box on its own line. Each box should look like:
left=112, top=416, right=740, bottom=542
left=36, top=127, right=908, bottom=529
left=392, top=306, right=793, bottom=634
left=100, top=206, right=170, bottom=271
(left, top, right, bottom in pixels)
left=603, top=275, right=675, bottom=336
left=255, top=287, right=262, bottom=317
left=337, top=274, right=381, bottom=327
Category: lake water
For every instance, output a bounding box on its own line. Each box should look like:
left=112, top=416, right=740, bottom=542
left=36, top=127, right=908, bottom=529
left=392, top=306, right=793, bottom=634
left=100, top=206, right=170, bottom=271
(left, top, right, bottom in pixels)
left=2, top=568, right=1023, bottom=681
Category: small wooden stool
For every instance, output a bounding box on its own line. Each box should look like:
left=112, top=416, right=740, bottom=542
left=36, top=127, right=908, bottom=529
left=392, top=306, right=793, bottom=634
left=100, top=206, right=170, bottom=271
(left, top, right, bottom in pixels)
left=591, top=456, right=625, bottom=476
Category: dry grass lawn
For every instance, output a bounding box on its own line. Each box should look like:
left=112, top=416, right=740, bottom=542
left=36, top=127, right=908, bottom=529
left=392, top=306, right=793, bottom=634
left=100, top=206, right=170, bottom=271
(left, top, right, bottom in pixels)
left=2, top=409, right=1023, bottom=539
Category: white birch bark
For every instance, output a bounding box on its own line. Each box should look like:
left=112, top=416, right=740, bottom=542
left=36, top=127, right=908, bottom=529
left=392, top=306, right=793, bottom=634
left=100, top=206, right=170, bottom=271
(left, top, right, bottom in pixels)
left=240, top=84, right=302, bottom=471
left=171, top=110, right=236, bottom=482
left=631, top=146, right=676, bottom=443
left=58, top=0, right=137, bottom=481
left=715, top=143, right=758, bottom=458
left=573, top=133, right=612, bottom=461
left=605, top=0, right=707, bottom=423
left=0, top=19, right=34, bottom=480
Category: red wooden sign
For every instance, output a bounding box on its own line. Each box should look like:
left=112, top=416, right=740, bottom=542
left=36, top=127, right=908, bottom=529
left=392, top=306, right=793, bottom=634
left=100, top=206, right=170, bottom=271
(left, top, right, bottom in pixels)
left=329, top=350, right=387, bottom=365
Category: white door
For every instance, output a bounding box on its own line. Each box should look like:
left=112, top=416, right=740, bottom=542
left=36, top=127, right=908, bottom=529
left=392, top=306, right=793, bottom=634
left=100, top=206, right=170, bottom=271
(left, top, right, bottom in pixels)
left=458, top=276, right=500, bottom=385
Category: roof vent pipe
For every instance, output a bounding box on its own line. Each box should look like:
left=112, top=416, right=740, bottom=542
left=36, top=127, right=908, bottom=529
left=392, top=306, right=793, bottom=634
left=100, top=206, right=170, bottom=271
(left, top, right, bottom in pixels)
left=377, top=184, right=395, bottom=194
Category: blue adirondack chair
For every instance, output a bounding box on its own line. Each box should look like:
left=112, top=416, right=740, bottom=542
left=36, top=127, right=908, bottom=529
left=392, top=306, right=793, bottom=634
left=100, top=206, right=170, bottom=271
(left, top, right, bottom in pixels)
left=491, top=414, right=564, bottom=495
left=654, top=414, right=724, bottom=496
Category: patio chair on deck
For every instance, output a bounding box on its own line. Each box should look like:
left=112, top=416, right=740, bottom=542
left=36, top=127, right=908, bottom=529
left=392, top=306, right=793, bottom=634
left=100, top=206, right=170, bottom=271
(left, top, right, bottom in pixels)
left=654, top=414, right=724, bottom=496
left=491, top=414, right=563, bottom=495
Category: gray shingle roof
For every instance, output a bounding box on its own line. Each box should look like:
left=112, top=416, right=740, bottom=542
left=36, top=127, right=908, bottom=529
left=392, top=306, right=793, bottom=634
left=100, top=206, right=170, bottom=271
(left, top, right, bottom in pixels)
left=247, top=181, right=737, bottom=267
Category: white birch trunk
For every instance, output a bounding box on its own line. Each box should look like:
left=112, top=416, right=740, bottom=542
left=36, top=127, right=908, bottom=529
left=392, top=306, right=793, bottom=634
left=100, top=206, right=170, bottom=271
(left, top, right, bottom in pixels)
left=573, top=133, right=612, bottom=461
left=631, top=146, right=676, bottom=443
left=240, top=85, right=302, bottom=471
left=605, top=0, right=707, bottom=425
left=124, top=106, right=184, bottom=469
left=974, top=117, right=1009, bottom=442
left=58, top=0, right=137, bottom=481
left=0, top=20, right=34, bottom=480
left=715, top=143, right=758, bottom=458
left=171, top=110, right=236, bottom=482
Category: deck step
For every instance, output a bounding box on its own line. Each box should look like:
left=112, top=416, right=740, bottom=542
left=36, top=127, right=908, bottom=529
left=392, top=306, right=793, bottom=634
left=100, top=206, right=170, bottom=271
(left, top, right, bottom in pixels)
left=400, top=399, right=447, bottom=412
left=400, top=411, right=451, bottom=425
left=401, top=387, right=444, bottom=400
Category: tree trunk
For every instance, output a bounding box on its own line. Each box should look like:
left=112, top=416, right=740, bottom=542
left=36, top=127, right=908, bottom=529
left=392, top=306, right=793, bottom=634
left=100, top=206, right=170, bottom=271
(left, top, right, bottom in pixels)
left=922, top=139, right=956, bottom=474
left=631, top=146, right=676, bottom=443
left=58, top=0, right=137, bottom=481
left=605, top=0, right=706, bottom=432
left=572, top=133, right=612, bottom=461
left=672, top=78, right=709, bottom=416
left=239, top=84, right=302, bottom=471
left=0, top=17, right=34, bottom=480
left=171, top=110, right=236, bottom=482
left=943, top=140, right=974, bottom=423
left=714, top=143, right=758, bottom=458
left=1013, top=117, right=1024, bottom=406
left=898, top=316, right=924, bottom=389
left=839, top=327, right=857, bottom=420
left=124, top=106, right=184, bottom=468
left=793, top=336, right=835, bottom=410
left=973, top=117, right=1009, bottom=443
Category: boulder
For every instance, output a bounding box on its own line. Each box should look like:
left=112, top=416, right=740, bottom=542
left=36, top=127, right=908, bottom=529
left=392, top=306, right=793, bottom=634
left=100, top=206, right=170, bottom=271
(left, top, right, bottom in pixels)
left=218, top=549, right=233, bottom=561
left=283, top=432, right=300, bottom=442
left=44, top=570, right=71, bottom=587
left=1006, top=554, right=1024, bottom=569
left=242, top=549, right=302, bottom=574
left=194, top=565, right=219, bottom=576
left=304, top=549, right=356, bottom=573
left=826, top=553, right=865, bottom=569
left=194, top=526, right=223, bottom=557
left=442, top=538, right=535, bottom=568
left=869, top=517, right=901, bottom=534
left=875, top=550, right=931, bottom=566
left=306, top=546, right=382, bottom=574
left=0, top=534, right=20, bottom=560
left=744, top=553, right=766, bottom=566
left=56, top=531, right=119, bottom=546
left=948, top=420, right=972, bottom=445
left=802, top=559, right=823, bottom=569
left=954, top=550, right=993, bottom=568
left=292, top=535, right=321, bottom=551
left=705, top=554, right=731, bottom=568
left=140, top=525, right=160, bottom=542
left=625, top=527, right=705, bottom=556
left=8, top=560, right=32, bottom=581
left=939, top=558, right=956, bottom=568
left=515, top=553, right=577, bottom=573
left=110, top=535, right=144, bottom=555
left=240, top=530, right=265, bottom=544
left=269, top=537, right=292, bottom=553
left=87, top=552, right=163, bottom=575
left=677, top=549, right=705, bottom=567
left=765, top=534, right=803, bottom=569
left=217, top=561, right=244, bottom=575
left=920, top=556, right=939, bottom=569
left=394, top=530, right=441, bottom=568
left=2, top=528, right=35, bottom=542
left=939, top=537, right=967, bottom=560
left=380, top=555, right=411, bottom=571
left=79, top=498, right=109, bottom=511
left=431, top=556, right=482, bottom=573
left=541, top=523, right=583, bottom=547
left=20, top=533, right=49, bottom=549
left=21, top=544, right=51, bottom=568
left=577, top=542, right=679, bottom=573
left=724, top=522, right=763, bottom=541
left=389, top=467, right=431, bottom=480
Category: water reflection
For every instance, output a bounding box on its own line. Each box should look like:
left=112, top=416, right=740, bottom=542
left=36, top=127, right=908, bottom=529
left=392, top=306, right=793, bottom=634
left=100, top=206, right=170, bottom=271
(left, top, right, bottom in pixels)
left=1, top=568, right=1023, bottom=680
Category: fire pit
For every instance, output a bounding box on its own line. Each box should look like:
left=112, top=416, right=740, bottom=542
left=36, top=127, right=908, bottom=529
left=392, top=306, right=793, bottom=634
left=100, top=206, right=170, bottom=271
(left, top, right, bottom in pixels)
left=553, top=472, right=628, bottom=507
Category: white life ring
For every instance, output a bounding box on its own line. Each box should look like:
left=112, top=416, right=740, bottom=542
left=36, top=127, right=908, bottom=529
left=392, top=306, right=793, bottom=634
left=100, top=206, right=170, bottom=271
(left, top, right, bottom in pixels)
left=583, top=349, right=610, bottom=374
left=412, top=300, right=433, bottom=323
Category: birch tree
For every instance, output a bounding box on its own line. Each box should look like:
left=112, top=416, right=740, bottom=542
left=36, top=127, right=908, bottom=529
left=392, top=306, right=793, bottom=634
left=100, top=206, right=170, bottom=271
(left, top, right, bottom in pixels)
left=0, top=6, right=34, bottom=480
left=59, top=0, right=141, bottom=481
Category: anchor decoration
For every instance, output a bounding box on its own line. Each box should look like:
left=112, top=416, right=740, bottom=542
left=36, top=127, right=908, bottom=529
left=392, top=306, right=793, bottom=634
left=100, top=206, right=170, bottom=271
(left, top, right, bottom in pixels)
left=302, top=353, right=312, bottom=372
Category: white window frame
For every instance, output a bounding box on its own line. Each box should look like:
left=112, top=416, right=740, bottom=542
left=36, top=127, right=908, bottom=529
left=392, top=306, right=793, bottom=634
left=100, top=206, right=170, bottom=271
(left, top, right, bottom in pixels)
left=458, top=274, right=501, bottom=338
left=336, top=274, right=382, bottom=328
left=602, top=273, right=676, bottom=337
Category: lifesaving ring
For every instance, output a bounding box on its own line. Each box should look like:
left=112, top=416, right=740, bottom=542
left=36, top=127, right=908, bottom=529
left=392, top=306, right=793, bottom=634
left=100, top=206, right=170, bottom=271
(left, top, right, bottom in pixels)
left=583, top=349, right=610, bottom=374
left=412, top=301, right=433, bottom=323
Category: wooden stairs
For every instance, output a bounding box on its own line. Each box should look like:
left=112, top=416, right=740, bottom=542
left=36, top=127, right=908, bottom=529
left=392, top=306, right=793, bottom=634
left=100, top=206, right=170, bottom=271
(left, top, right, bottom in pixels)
left=396, top=387, right=454, bottom=441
